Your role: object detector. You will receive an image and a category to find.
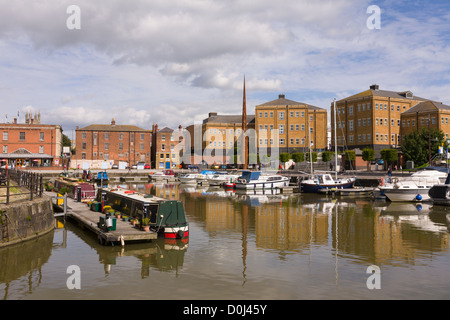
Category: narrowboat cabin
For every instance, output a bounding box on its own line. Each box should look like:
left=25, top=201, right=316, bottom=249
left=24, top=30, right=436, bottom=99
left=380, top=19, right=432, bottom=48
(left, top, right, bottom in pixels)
left=97, top=187, right=189, bottom=239
left=54, top=178, right=96, bottom=201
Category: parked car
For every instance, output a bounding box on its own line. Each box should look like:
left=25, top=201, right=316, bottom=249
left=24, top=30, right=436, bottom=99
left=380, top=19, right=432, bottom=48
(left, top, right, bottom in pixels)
left=144, top=164, right=151, bottom=169
left=111, top=164, right=118, bottom=169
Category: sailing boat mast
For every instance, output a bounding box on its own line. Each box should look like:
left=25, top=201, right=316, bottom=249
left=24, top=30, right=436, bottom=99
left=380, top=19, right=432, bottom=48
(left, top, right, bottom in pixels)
left=334, top=98, right=338, bottom=180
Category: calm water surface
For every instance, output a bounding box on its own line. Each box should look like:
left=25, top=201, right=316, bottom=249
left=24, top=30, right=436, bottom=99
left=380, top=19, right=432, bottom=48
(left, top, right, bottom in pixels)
left=1, top=182, right=450, bottom=300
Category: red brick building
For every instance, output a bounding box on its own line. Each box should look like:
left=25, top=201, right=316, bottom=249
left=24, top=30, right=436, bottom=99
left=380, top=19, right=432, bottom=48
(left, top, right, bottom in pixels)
left=73, top=119, right=152, bottom=169
left=151, top=124, right=184, bottom=169
left=0, top=117, right=63, bottom=167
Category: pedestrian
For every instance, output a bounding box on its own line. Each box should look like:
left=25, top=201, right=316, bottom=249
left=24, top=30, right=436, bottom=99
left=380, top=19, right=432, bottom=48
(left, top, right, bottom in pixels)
left=388, top=167, right=392, bottom=182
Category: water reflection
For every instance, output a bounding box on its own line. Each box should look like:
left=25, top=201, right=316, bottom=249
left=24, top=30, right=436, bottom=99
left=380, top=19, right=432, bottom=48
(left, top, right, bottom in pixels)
left=133, top=182, right=450, bottom=268
left=1, top=181, right=450, bottom=299
left=62, top=217, right=188, bottom=278
left=0, top=228, right=54, bottom=300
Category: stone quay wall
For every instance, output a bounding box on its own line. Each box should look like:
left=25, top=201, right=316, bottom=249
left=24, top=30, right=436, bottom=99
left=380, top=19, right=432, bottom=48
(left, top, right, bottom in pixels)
left=0, top=196, right=55, bottom=248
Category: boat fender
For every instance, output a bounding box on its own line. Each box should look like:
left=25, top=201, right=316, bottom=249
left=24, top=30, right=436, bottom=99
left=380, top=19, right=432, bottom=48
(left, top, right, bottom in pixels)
left=241, top=179, right=247, bottom=184
left=177, top=229, right=185, bottom=239
left=120, top=235, right=125, bottom=246
left=416, top=194, right=422, bottom=201
left=379, top=177, right=385, bottom=186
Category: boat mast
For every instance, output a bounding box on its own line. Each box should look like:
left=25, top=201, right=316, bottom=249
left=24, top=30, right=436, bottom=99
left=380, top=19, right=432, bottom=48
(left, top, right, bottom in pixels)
left=334, top=98, right=338, bottom=180
left=309, top=120, right=313, bottom=174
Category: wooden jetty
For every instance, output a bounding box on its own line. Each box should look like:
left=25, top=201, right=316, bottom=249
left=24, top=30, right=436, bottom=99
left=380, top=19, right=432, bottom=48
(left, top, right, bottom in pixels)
left=47, top=192, right=157, bottom=245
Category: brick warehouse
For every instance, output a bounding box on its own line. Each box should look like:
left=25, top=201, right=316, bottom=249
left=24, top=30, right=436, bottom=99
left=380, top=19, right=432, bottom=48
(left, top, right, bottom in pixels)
left=73, top=118, right=152, bottom=169
left=0, top=116, right=63, bottom=167
left=151, top=124, right=184, bottom=169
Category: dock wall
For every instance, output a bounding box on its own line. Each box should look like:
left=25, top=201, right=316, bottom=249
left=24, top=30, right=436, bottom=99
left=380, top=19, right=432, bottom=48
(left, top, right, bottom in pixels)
left=0, top=196, right=55, bottom=248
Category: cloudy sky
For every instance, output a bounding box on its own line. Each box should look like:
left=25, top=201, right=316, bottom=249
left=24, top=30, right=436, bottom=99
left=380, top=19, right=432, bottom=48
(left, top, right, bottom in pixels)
left=1, top=0, right=450, bottom=135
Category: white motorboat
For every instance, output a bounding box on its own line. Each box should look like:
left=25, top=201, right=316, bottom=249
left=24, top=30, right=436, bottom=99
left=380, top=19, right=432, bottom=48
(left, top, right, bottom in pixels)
left=234, top=171, right=290, bottom=190
left=376, top=168, right=448, bottom=202
left=178, top=170, right=216, bottom=184
left=207, top=172, right=241, bottom=186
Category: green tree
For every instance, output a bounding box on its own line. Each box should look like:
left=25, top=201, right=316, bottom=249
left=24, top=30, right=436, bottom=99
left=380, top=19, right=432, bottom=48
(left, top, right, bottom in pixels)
left=380, top=149, right=398, bottom=168
left=402, top=128, right=445, bottom=167
left=62, top=134, right=72, bottom=147
left=362, top=148, right=375, bottom=172
left=291, top=152, right=304, bottom=163
left=279, top=153, right=291, bottom=163
left=305, top=152, right=317, bottom=162
left=321, top=151, right=334, bottom=163
left=344, top=150, right=356, bottom=170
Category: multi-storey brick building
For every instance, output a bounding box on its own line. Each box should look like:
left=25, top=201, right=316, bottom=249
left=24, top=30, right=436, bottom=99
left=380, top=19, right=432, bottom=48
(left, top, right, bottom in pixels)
left=73, top=119, right=152, bottom=169
left=331, top=85, right=428, bottom=155
left=255, top=94, right=328, bottom=153
left=400, top=100, right=450, bottom=141
left=0, top=117, right=63, bottom=167
left=151, top=124, right=184, bottom=169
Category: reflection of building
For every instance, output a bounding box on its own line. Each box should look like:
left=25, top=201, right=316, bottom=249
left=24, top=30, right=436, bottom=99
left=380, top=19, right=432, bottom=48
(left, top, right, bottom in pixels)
left=255, top=94, right=328, bottom=153
left=73, top=118, right=152, bottom=169
left=0, top=117, right=62, bottom=167
left=255, top=203, right=329, bottom=251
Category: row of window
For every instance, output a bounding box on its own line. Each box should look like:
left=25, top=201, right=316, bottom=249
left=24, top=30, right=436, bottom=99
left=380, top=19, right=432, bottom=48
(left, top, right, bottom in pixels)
left=80, top=152, right=150, bottom=160
left=259, top=138, right=313, bottom=146
left=337, top=103, right=409, bottom=115
left=258, top=111, right=313, bottom=119
left=81, top=142, right=149, bottom=150
left=258, top=124, right=314, bottom=133
left=2, top=145, right=45, bottom=153
left=81, top=132, right=148, bottom=141
left=3, top=132, right=45, bottom=141
left=337, top=133, right=400, bottom=144
left=337, top=116, right=449, bottom=130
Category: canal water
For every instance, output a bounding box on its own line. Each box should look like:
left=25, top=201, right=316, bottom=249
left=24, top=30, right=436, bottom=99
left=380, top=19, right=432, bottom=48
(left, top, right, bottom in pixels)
left=1, top=182, right=450, bottom=300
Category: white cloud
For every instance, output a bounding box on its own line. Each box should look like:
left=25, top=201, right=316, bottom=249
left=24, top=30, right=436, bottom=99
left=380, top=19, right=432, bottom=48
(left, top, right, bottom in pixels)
left=0, top=0, right=450, bottom=131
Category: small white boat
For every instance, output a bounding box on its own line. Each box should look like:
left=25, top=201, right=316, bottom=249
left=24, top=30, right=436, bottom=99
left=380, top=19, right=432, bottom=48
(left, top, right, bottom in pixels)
left=377, top=168, right=448, bottom=202
left=178, top=173, right=200, bottom=184
left=234, top=171, right=290, bottom=190
left=207, top=172, right=241, bottom=186
left=178, top=170, right=216, bottom=184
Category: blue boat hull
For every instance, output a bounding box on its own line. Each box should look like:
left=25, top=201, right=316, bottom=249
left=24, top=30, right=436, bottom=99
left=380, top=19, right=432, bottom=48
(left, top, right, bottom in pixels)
left=300, top=181, right=355, bottom=193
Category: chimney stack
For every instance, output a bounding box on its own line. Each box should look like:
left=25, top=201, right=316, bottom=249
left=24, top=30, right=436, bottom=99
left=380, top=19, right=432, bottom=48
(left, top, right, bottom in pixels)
left=370, top=84, right=379, bottom=90
left=111, top=118, right=116, bottom=126
left=14, top=118, right=17, bottom=124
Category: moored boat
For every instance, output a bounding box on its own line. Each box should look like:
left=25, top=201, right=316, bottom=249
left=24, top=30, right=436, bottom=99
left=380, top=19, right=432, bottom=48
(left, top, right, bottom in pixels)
left=97, top=187, right=189, bottom=239
left=207, top=172, right=241, bottom=186
left=234, top=171, right=289, bottom=190
left=299, top=174, right=356, bottom=193
left=377, top=168, right=448, bottom=202
left=54, top=178, right=96, bottom=201
left=428, top=173, right=450, bottom=205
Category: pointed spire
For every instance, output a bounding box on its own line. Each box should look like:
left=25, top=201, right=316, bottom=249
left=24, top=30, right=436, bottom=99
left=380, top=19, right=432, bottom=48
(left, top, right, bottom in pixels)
left=242, top=75, right=248, bottom=169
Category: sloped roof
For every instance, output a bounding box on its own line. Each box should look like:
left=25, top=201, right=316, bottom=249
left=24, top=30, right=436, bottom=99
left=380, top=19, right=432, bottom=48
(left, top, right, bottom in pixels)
left=78, top=124, right=150, bottom=132
left=203, top=115, right=255, bottom=125
left=403, top=100, right=450, bottom=114
left=337, top=86, right=428, bottom=103
left=257, top=94, right=324, bottom=111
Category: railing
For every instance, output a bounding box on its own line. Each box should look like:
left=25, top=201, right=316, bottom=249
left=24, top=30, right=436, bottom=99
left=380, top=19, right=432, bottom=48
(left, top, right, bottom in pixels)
left=0, top=169, right=44, bottom=205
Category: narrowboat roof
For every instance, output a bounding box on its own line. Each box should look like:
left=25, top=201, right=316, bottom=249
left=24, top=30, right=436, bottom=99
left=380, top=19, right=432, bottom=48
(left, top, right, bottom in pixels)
left=100, top=187, right=170, bottom=204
